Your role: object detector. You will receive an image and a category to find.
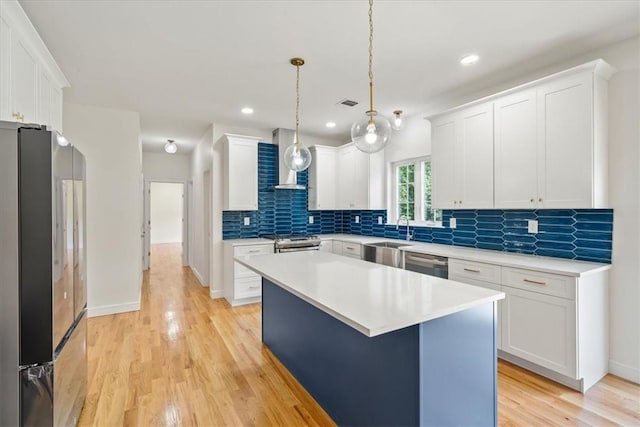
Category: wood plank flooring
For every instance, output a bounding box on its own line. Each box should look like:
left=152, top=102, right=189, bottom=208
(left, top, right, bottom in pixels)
left=79, top=243, right=640, bottom=426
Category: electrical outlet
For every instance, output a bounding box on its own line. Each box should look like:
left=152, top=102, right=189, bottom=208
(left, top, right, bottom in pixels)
left=243, top=217, right=250, bottom=226
left=309, top=216, right=314, bottom=224
left=527, top=219, right=538, bottom=233
left=449, top=218, right=457, bottom=229
left=378, top=216, right=383, bottom=225
left=355, top=215, right=360, bottom=224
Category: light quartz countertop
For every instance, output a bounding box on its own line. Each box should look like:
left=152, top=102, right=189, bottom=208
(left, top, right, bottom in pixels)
left=319, top=234, right=610, bottom=277
left=224, top=238, right=273, bottom=246
left=235, top=251, right=504, bottom=337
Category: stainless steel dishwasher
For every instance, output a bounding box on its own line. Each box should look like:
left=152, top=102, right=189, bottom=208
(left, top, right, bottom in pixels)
left=403, top=251, right=449, bottom=279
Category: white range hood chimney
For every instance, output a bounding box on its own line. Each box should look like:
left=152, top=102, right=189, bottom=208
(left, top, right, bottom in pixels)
left=272, top=128, right=305, bottom=190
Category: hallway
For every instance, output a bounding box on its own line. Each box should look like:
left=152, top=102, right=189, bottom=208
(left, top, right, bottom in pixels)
left=79, top=244, right=639, bottom=426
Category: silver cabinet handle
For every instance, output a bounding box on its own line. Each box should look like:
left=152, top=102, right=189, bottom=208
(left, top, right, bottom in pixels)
left=345, top=246, right=355, bottom=250
left=247, top=249, right=261, bottom=253
left=523, top=278, right=546, bottom=285
left=248, top=285, right=260, bottom=289
left=463, top=268, right=481, bottom=273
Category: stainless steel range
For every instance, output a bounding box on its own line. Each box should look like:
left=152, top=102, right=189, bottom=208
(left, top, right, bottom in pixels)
left=263, top=234, right=322, bottom=253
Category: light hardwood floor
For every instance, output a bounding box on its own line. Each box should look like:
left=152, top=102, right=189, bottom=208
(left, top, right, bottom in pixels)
left=79, top=244, right=640, bottom=426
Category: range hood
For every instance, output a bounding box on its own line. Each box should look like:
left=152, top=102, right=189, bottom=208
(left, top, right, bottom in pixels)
left=273, top=128, right=305, bottom=190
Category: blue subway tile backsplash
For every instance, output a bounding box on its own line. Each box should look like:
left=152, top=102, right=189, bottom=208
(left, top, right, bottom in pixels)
left=223, top=142, right=613, bottom=263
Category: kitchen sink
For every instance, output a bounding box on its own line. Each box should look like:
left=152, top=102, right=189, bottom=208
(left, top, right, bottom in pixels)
left=362, top=241, right=413, bottom=268
left=367, top=241, right=413, bottom=249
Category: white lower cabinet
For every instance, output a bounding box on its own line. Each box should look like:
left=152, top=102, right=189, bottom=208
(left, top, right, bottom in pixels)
left=501, top=286, right=576, bottom=378
left=450, top=259, right=607, bottom=392
left=499, top=266, right=607, bottom=392
left=223, top=242, right=273, bottom=306
left=331, top=240, right=362, bottom=259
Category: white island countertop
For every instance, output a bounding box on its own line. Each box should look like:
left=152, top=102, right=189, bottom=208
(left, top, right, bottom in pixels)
left=235, top=251, right=504, bottom=337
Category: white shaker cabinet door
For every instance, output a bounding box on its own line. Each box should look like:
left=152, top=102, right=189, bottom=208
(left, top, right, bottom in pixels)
left=459, top=103, right=494, bottom=209
left=501, top=287, right=577, bottom=378
left=308, top=147, right=336, bottom=210
left=537, top=74, right=593, bottom=208
left=11, top=37, right=38, bottom=124
left=431, top=115, right=457, bottom=209
left=494, top=90, right=538, bottom=209
left=352, top=147, right=370, bottom=210
left=224, top=138, right=258, bottom=211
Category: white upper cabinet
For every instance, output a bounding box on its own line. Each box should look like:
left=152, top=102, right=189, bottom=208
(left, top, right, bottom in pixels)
left=431, top=102, right=494, bottom=209
left=459, top=103, right=494, bottom=209
left=431, top=116, right=457, bottom=209
left=308, top=146, right=337, bottom=210
left=0, top=1, right=69, bottom=130
left=336, top=143, right=384, bottom=210
left=11, top=37, right=38, bottom=124
left=223, top=134, right=260, bottom=211
left=537, top=74, right=596, bottom=208
left=431, top=59, right=614, bottom=210
left=494, top=90, right=538, bottom=208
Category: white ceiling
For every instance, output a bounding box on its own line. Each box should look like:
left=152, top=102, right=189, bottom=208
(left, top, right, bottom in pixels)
left=19, top=0, right=640, bottom=153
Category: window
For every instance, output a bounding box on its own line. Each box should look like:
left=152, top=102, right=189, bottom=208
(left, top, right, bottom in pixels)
left=393, top=157, right=441, bottom=226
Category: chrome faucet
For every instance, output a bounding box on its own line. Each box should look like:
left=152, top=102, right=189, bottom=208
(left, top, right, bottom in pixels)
left=396, top=215, right=414, bottom=240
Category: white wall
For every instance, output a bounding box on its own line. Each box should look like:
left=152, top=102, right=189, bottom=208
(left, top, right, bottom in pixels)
left=142, top=152, right=191, bottom=182
left=150, top=182, right=183, bottom=244
left=189, top=125, right=214, bottom=287
left=388, top=36, right=640, bottom=383
left=63, top=102, right=143, bottom=317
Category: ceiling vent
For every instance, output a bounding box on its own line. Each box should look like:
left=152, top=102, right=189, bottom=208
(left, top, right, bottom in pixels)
left=337, top=98, right=359, bottom=107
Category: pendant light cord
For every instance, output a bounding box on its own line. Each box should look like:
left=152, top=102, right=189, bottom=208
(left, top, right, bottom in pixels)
left=368, top=0, right=374, bottom=121
left=295, top=63, right=301, bottom=151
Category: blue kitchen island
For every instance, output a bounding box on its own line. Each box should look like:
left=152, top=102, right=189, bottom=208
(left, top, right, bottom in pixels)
left=236, top=251, right=505, bottom=427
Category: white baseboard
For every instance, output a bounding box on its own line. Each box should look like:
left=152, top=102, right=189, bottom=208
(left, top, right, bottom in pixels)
left=88, top=301, right=140, bottom=318
left=609, top=359, right=640, bottom=384
left=190, top=266, right=208, bottom=287
left=209, top=289, right=224, bottom=299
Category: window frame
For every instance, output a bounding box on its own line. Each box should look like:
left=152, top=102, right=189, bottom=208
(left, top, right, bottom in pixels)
left=391, top=156, right=443, bottom=228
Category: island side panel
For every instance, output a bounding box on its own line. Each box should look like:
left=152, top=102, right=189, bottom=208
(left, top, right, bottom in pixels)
left=262, top=278, right=420, bottom=427
left=419, top=302, right=497, bottom=427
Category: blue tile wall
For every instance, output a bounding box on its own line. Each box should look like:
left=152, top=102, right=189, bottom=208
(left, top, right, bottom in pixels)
left=223, top=143, right=613, bottom=263
left=342, top=209, right=613, bottom=263
left=223, top=143, right=347, bottom=238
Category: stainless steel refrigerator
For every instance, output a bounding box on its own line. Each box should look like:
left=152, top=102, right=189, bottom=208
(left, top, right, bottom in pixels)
left=0, top=121, right=87, bottom=426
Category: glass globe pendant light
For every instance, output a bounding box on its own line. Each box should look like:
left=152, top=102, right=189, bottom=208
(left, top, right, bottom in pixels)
left=283, top=58, right=312, bottom=172
left=351, top=0, right=391, bottom=154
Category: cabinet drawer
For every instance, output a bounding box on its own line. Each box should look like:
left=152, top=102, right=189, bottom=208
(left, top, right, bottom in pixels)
left=450, top=259, right=501, bottom=284
left=234, top=245, right=273, bottom=257
left=341, top=242, right=361, bottom=257
left=235, top=276, right=262, bottom=299
left=234, top=261, right=260, bottom=279
left=502, top=267, right=576, bottom=299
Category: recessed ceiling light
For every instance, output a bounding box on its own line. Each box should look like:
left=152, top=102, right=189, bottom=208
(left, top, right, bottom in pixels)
left=460, top=54, right=479, bottom=66
left=241, top=107, right=254, bottom=114
left=326, top=122, right=336, bottom=128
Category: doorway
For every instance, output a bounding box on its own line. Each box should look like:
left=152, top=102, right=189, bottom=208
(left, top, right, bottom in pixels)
left=143, top=181, right=188, bottom=269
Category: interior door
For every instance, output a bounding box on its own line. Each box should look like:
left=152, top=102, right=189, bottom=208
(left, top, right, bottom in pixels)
left=142, top=179, right=150, bottom=270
